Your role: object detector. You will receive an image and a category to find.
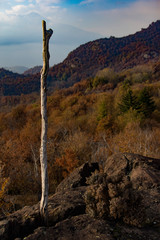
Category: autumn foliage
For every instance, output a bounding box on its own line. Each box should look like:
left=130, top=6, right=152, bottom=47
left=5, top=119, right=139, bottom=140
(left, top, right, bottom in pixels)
left=0, top=60, right=160, bottom=214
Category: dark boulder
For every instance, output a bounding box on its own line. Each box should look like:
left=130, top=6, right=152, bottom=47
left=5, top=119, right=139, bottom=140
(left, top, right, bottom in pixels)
left=0, top=153, right=159, bottom=240
left=56, top=162, right=99, bottom=193
left=0, top=187, right=86, bottom=240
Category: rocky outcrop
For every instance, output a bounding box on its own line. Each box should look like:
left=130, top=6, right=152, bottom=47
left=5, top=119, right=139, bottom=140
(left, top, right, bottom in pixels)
left=25, top=215, right=114, bottom=240
left=56, top=162, right=99, bottom=192
left=0, top=153, right=160, bottom=240
left=85, top=153, right=160, bottom=227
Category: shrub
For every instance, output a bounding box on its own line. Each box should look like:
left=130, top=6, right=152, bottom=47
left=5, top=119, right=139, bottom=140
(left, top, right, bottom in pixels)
left=55, top=149, right=79, bottom=178
left=97, top=94, right=115, bottom=121
left=111, top=122, right=160, bottom=158
left=92, top=76, right=108, bottom=88
left=0, top=178, right=12, bottom=215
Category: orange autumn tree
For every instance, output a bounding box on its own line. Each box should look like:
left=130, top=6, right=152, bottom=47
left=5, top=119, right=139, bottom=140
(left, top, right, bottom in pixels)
left=55, top=149, right=79, bottom=178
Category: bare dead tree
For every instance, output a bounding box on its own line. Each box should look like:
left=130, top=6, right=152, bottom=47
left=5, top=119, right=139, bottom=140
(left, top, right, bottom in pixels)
left=40, top=20, right=53, bottom=224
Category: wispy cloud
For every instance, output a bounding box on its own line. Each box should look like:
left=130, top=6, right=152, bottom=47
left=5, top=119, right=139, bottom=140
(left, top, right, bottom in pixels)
left=70, top=0, right=160, bottom=37
left=80, top=0, right=95, bottom=5
left=6, top=4, right=35, bottom=15
left=0, top=0, right=159, bottom=67
left=15, top=0, right=26, bottom=3
left=35, top=0, right=60, bottom=4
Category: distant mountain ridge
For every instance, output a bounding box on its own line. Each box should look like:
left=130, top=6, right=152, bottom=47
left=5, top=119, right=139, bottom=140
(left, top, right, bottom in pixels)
left=24, top=66, right=42, bottom=75
left=0, top=20, right=160, bottom=96
left=4, top=66, right=28, bottom=74
left=0, top=68, right=39, bottom=96
left=48, top=20, right=160, bottom=85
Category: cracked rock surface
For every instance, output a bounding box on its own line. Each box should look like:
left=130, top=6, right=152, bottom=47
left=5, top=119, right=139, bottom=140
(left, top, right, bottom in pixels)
left=0, top=154, right=160, bottom=240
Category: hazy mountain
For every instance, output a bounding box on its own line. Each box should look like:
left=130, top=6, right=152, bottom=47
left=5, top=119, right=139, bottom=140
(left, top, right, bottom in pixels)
left=24, top=66, right=42, bottom=75
left=4, top=66, right=28, bottom=74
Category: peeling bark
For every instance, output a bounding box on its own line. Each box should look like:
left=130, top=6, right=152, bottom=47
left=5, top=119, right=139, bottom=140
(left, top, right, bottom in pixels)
left=40, top=20, right=53, bottom=224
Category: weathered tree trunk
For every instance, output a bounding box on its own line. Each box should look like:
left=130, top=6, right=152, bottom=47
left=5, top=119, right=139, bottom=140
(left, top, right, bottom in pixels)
left=40, top=20, right=53, bottom=224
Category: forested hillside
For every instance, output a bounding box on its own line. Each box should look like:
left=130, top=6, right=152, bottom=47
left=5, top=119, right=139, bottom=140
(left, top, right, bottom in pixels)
left=0, top=20, right=159, bottom=96
left=0, top=59, right=160, bottom=213
left=0, top=68, right=40, bottom=96
left=49, top=20, right=160, bottom=83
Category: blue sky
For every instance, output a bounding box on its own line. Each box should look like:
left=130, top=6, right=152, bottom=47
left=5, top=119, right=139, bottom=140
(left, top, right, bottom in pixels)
left=0, top=0, right=159, bottom=68
left=62, top=0, right=136, bottom=8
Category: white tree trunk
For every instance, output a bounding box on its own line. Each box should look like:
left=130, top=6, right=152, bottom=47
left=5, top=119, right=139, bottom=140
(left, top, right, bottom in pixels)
left=40, top=20, right=53, bottom=224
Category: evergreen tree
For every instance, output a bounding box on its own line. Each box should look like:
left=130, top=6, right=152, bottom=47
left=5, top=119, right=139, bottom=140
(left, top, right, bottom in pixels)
left=97, top=100, right=108, bottom=120
left=138, top=87, right=156, bottom=117
left=119, top=89, right=139, bottom=113
left=97, top=95, right=114, bottom=121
